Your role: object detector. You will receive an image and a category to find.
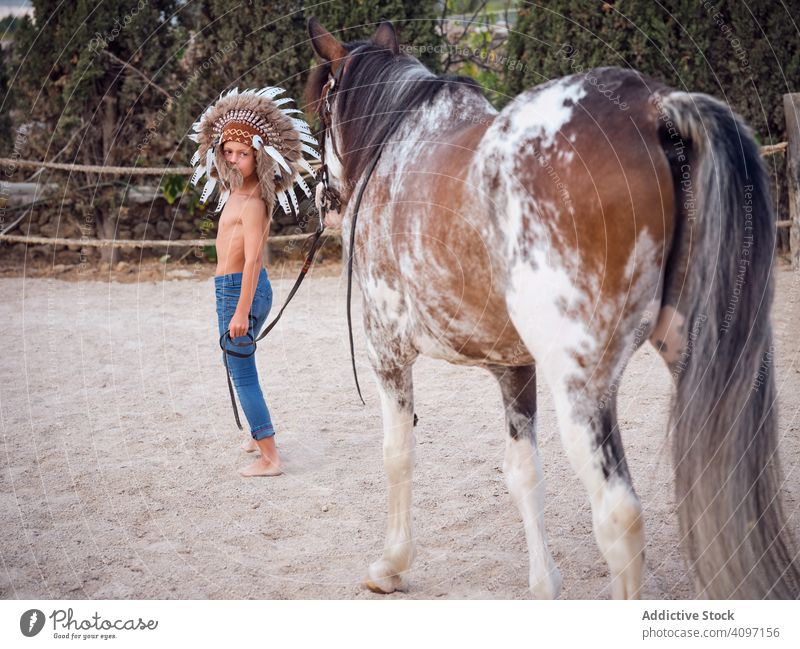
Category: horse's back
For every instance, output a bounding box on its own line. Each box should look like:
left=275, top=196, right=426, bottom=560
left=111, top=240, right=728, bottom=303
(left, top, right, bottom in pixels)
left=477, top=66, right=675, bottom=272
left=472, top=67, right=676, bottom=380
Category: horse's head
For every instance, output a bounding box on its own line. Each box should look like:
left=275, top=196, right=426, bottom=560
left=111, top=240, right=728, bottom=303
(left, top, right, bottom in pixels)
left=304, top=18, right=425, bottom=204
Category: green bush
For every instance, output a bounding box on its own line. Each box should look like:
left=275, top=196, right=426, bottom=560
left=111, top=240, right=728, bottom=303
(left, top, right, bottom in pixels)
left=506, top=1, right=799, bottom=144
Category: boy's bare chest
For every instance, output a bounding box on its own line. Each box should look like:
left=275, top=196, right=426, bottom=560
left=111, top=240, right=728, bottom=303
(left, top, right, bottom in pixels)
left=219, top=198, right=246, bottom=230
left=216, top=198, right=269, bottom=245
left=219, top=196, right=243, bottom=223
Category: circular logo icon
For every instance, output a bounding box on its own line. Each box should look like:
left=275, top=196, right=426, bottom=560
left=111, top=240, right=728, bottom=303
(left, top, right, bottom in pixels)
left=20, top=609, right=46, bottom=637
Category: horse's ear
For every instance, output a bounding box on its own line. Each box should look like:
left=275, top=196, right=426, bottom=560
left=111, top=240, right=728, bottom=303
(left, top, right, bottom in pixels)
left=373, top=21, right=399, bottom=55
left=308, top=17, right=347, bottom=63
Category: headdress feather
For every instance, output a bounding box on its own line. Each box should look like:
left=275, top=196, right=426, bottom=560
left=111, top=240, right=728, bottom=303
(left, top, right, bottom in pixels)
left=188, top=87, right=318, bottom=214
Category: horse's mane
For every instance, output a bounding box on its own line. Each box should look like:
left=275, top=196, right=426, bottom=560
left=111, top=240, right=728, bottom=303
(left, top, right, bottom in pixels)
left=304, top=41, right=483, bottom=184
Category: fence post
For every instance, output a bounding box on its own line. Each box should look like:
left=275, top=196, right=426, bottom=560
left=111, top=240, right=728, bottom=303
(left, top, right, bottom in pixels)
left=784, top=93, right=800, bottom=269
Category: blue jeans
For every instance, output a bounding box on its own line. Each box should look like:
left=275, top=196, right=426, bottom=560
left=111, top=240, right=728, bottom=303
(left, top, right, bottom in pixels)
left=214, top=267, right=275, bottom=440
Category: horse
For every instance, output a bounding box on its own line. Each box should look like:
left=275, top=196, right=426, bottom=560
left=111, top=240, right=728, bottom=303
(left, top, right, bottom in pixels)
left=304, top=18, right=800, bottom=599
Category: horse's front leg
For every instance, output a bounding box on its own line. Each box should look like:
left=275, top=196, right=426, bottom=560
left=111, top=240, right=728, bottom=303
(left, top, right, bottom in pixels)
left=364, top=361, right=416, bottom=594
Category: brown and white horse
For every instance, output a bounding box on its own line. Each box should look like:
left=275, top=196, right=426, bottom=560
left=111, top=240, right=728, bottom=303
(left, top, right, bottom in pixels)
left=305, top=19, right=800, bottom=599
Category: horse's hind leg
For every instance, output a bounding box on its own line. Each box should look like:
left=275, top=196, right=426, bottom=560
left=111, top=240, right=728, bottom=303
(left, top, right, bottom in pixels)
left=507, top=278, right=645, bottom=599
left=554, top=390, right=645, bottom=599
left=488, top=364, right=562, bottom=599
left=364, top=361, right=416, bottom=594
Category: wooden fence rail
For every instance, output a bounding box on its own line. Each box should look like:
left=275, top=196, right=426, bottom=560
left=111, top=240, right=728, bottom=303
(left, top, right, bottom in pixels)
left=0, top=231, right=341, bottom=249
left=0, top=158, right=194, bottom=175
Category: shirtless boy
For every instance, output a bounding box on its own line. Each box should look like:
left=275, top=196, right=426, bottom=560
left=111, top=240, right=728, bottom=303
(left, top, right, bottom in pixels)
left=214, top=138, right=281, bottom=477
left=189, top=86, right=319, bottom=478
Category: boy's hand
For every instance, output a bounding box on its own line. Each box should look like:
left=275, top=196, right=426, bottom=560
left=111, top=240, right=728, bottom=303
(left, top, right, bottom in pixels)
left=228, top=310, right=250, bottom=338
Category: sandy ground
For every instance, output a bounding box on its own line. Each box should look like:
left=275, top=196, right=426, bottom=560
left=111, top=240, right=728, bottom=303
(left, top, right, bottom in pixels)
left=1, top=259, right=798, bottom=600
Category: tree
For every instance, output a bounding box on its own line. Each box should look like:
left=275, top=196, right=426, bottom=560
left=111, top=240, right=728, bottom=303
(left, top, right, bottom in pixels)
left=170, top=0, right=309, bottom=140
left=313, top=0, right=445, bottom=72
left=506, top=1, right=799, bottom=140
left=12, top=0, right=185, bottom=262
left=0, top=43, right=11, bottom=152
left=171, top=0, right=445, bottom=141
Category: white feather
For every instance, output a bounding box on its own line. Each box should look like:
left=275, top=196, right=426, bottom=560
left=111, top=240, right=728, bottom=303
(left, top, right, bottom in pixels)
left=298, top=158, right=316, bottom=178
left=295, top=174, right=312, bottom=198
left=188, top=133, right=200, bottom=143
left=281, top=108, right=303, bottom=115
left=199, top=177, right=217, bottom=204
left=290, top=118, right=312, bottom=133
left=205, top=148, right=215, bottom=179
left=214, top=188, right=230, bottom=213
left=190, top=149, right=201, bottom=166
left=264, top=145, right=291, bottom=173
left=276, top=189, right=291, bottom=214
left=274, top=97, right=293, bottom=107
left=258, top=87, right=285, bottom=98
left=287, top=186, right=299, bottom=213
left=301, top=143, right=321, bottom=160
left=190, top=164, right=205, bottom=186
left=299, top=132, right=318, bottom=146
left=251, top=134, right=263, bottom=150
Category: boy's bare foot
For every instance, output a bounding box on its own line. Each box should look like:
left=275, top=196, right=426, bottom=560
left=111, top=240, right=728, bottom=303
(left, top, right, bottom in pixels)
left=239, top=435, right=282, bottom=477
left=239, top=457, right=282, bottom=477
left=241, top=438, right=259, bottom=453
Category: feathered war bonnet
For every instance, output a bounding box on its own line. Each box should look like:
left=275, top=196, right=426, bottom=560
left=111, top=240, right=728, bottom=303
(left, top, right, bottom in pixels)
left=188, top=87, right=320, bottom=214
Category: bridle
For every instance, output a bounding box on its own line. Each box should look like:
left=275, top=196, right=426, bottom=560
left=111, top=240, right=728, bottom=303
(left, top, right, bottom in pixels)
left=315, top=55, right=349, bottom=214
left=219, top=45, right=411, bottom=428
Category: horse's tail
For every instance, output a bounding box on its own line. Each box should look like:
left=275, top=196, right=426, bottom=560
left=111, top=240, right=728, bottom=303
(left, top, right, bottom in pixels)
left=657, top=92, right=799, bottom=599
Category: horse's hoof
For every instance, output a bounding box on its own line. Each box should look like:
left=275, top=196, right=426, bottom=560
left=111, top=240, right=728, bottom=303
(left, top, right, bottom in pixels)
left=364, top=560, right=408, bottom=594
left=364, top=577, right=395, bottom=594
